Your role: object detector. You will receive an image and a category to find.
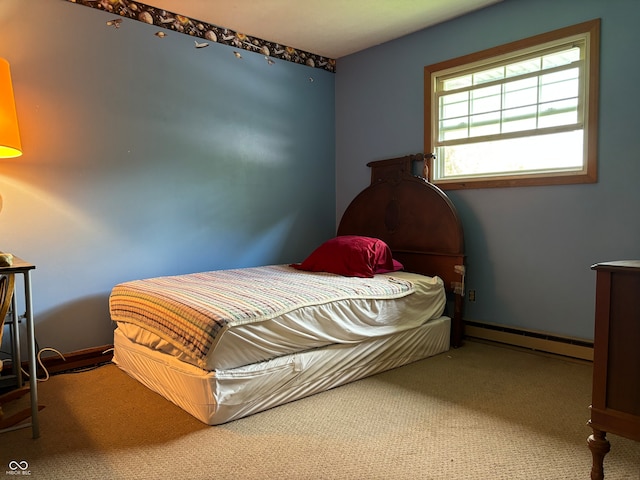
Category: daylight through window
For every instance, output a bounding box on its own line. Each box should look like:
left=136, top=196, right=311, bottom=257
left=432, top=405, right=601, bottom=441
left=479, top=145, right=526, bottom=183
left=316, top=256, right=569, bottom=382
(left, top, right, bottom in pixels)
left=424, top=19, right=600, bottom=189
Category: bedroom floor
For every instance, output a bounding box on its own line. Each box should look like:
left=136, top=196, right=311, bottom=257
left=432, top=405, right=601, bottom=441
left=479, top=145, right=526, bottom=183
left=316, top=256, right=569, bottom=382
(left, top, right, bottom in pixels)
left=1, top=339, right=639, bottom=479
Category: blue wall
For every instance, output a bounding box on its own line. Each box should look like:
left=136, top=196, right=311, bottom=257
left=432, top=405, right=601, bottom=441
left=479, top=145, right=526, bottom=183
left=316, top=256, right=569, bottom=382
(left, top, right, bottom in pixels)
left=2, top=0, right=638, bottom=356
left=336, top=0, right=640, bottom=340
left=0, top=0, right=335, bottom=354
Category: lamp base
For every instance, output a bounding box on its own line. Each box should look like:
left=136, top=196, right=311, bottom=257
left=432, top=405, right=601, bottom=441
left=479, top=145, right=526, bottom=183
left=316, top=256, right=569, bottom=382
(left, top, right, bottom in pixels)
left=0, top=253, right=14, bottom=267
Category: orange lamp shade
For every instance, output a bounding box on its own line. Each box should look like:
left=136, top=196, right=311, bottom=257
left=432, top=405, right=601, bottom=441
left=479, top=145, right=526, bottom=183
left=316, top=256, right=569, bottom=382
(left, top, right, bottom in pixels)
left=0, top=58, right=22, bottom=158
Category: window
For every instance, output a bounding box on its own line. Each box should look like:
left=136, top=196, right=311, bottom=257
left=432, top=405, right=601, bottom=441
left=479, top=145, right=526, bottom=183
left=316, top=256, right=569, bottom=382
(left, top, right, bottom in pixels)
left=424, top=19, right=600, bottom=189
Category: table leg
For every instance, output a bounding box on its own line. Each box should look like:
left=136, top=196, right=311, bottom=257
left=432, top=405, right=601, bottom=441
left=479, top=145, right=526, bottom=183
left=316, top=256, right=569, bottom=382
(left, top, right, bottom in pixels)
left=588, top=425, right=610, bottom=480
left=9, top=294, right=22, bottom=386
left=23, top=271, right=39, bottom=439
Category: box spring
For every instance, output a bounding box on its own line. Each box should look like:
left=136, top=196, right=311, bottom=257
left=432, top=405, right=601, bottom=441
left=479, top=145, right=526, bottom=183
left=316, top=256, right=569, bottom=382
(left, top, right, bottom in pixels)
left=113, top=315, right=450, bottom=425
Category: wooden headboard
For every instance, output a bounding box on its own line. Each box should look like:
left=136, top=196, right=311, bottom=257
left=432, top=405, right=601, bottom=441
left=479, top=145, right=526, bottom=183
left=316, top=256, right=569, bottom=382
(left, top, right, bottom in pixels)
left=337, top=153, right=466, bottom=347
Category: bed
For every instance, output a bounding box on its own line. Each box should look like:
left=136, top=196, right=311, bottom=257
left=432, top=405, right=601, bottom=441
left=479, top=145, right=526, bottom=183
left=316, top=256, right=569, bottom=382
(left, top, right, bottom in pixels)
left=109, top=153, right=466, bottom=425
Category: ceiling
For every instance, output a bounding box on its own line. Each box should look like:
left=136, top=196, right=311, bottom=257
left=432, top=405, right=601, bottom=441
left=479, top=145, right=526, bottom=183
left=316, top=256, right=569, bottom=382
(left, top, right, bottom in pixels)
left=144, top=0, right=503, bottom=59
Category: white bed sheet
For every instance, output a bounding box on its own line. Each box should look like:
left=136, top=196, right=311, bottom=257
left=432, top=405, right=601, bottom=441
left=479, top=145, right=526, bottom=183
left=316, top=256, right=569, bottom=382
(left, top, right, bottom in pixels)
left=115, top=271, right=446, bottom=371
left=113, top=314, right=450, bottom=425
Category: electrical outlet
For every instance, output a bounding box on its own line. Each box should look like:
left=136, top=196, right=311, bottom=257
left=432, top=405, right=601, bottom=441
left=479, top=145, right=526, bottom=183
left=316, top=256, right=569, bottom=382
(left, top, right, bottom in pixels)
left=468, top=289, right=476, bottom=302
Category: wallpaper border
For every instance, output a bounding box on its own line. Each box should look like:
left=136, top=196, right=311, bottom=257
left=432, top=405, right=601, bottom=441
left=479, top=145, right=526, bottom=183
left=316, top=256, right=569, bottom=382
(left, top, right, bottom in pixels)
left=66, top=0, right=337, bottom=73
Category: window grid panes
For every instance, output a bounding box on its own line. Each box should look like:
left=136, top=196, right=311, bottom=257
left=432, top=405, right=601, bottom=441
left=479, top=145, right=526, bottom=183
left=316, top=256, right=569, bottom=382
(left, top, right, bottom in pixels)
left=424, top=19, right=599, bottom=189
left=436, top=47, right=583, bottom=145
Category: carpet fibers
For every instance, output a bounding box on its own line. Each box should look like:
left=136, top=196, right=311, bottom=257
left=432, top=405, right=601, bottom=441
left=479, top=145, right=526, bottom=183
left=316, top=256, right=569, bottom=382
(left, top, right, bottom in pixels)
left=1, top=340, right=639, bottom=479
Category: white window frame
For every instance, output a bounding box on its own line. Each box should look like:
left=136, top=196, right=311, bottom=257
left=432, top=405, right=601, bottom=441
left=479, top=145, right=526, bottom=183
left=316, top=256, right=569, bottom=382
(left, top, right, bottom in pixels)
left=424, top=19, right=600, bottom=189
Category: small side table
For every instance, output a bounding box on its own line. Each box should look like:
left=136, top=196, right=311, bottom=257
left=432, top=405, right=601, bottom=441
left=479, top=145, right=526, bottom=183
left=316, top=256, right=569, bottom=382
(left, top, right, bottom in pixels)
left=0, top=256, right=39, bottom=438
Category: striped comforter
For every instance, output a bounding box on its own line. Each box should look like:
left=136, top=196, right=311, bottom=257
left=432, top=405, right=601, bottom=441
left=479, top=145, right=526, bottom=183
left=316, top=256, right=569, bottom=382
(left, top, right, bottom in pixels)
left=109, top=265, right=415, bottom=367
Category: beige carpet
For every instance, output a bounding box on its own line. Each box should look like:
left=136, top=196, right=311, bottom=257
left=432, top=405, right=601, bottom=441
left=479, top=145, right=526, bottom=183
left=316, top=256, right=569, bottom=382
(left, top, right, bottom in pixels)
left=1, top=340, right=638, bottom=479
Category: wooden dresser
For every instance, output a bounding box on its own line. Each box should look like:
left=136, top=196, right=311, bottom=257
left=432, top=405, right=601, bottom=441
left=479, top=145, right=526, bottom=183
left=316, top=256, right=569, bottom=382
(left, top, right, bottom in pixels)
left=588, top=260, right=640, bottom=479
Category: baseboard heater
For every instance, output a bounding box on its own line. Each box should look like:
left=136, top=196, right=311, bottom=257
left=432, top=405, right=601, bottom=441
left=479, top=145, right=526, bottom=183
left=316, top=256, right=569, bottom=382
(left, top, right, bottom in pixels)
left=464, top=320, right=594, bottom=361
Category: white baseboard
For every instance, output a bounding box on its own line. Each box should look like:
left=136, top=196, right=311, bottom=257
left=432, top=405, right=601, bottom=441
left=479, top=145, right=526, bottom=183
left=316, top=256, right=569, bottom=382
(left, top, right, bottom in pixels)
left=464, top=321, right=593, bottom=361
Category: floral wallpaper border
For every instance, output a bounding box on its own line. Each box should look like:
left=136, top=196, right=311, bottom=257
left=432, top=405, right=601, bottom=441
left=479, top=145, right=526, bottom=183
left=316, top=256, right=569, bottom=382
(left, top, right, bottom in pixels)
left=66, top=0, right=337, bottom=73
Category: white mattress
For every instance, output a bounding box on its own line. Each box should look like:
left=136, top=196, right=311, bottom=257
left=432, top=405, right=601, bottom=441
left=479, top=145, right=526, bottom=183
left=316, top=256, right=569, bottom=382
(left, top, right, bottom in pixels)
left=115, top=271, right=446, bottom=371
left=113, top=315, right=450, bottom=425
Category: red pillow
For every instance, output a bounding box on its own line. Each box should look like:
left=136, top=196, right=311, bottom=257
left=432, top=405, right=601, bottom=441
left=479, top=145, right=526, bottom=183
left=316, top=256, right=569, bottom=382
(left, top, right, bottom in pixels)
left=375, top=259, right=405, bottom=275
left=291, top=235, right=403, bottom=278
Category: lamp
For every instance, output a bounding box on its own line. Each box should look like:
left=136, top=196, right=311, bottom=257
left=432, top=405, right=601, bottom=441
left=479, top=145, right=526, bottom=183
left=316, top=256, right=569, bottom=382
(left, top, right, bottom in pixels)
left=0, top=58, right=22, bottom=158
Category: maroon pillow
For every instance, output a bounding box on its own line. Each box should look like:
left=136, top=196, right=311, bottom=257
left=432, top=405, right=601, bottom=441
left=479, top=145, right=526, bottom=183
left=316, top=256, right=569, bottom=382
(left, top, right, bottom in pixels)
left=291, top=235, right=403, bottom=278
left=375, top=259, right=405, bottom=274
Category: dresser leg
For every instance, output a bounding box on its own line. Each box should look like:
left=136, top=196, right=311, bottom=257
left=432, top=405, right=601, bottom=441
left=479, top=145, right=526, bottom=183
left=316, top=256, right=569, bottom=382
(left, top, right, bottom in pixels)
left=587, top=426, right=610, bottom=480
